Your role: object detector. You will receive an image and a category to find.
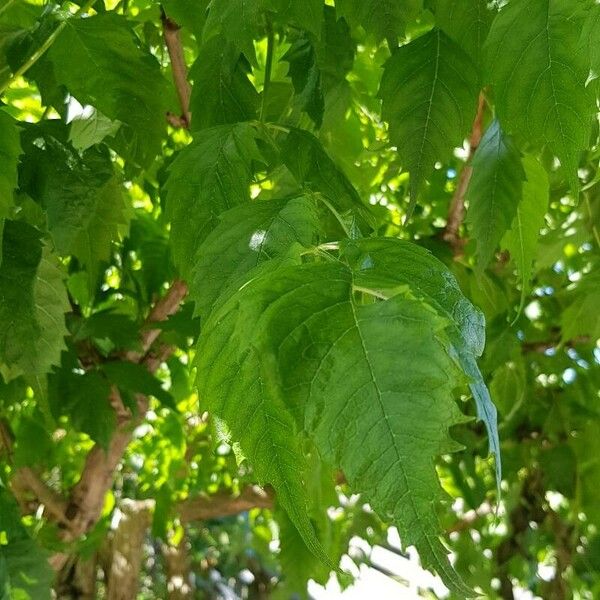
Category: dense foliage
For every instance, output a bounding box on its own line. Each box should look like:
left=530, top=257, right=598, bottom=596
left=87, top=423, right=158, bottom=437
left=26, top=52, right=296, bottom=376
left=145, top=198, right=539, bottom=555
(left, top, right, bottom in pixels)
left=0, top=0, right=599, bottom=598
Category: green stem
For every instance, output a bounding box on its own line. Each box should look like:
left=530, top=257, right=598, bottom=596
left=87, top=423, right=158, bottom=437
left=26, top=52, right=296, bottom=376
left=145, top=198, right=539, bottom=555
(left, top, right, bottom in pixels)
left=259, top=17, right=275, bottom=122
left=315, top=194, right=352, bottom=239
left=0, top=0, right=95, bottom=96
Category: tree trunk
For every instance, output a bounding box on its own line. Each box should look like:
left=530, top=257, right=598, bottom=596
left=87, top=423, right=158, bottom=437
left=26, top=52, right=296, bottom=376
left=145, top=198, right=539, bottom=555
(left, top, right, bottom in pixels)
left=162, top=534, right=194, bottom=599
left=105, top=499, right=153, bottom=600
left=55, top=554, right=98, bottom=599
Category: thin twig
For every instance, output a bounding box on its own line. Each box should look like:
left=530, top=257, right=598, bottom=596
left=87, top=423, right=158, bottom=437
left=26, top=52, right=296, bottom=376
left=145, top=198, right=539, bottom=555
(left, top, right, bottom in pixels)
left=442, top=91, right=487, bottom=255
left=259, top=16, right=275, bottom=122
left=161, top=8, right=191, bottom=127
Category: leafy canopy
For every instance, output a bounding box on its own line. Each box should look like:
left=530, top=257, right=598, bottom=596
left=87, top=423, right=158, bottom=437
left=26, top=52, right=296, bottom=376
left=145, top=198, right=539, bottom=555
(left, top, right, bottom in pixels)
left=0, top=0, right=599, bottom=599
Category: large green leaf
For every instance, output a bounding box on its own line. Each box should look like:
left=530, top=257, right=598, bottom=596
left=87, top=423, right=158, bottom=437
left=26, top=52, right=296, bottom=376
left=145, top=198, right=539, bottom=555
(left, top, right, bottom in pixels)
left=0, top=220, right=69, bottom=381
left=48, top=12, right=168, bottom=167
left=197, top=260, right=473, bottom=594
left=379, top=29, right=479, bottom=211
left=19, top=123, right=129, bottom=283
left=191, top=194, right=322, bottom=319
left=502, top=156, right=550, bottom=312
left=335, top=0, right=422, bottom=43
left=189, top=35, right=259, bottom=131
left=165, top=123, right=265, bottom=278
left=0, top=109, right=20, bottom=220
left=343, top=237, right=500, bottom=480
left=430, top=0, right=495, bottom=68
left=466, top=120, right=526, bottom=270
left=484, top=0, right=594, bottom=192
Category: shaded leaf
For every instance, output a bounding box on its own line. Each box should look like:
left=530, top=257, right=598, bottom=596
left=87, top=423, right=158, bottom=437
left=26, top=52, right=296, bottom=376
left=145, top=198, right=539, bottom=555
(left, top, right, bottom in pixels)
left=49, top=12, right=168, bottom=167
left=0, top=221, right=69, bottom=381
left=484, top=0, right=594, bottom=192
left=165, top=123, right=265, bottom=278
left=379, top=29, right=479, bottom=211
left=466, top=120, right=526, bottom=270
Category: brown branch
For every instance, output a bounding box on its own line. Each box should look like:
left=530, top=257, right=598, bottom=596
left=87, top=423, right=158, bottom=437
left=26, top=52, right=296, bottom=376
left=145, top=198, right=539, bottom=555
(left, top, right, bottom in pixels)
left=177, top=486, right=274, bottom=524
left=161, top=9, right=191, bottom=128
left=47, top=280, right=189, bottom=571
left=442, top=91, right=487, bottom=255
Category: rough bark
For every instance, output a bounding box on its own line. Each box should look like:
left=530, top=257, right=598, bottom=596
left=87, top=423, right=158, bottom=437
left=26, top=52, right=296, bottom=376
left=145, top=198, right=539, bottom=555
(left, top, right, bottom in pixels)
left=105, top=499, right=154, bottom=600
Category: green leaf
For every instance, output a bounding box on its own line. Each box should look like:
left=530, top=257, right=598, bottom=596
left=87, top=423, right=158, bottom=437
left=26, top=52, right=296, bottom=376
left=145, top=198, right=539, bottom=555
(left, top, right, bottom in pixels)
left=49, top=12, right=168, bottom=167
left=49, top=367, right=116, bottom=449
left=379, top=29, right=479, bottom=212
left=279, top=128, right=374, bottom=233
left=196, top=276, right=332, bottom=570
left=0, top=538, right=53, bottom=600
left=282, top=37, right=324, bottom=126
left=197, top=261, right=473, bottom=594
left=484, top=0, right=594, bottom=193
left=0, top=221, right=69, bottom=381
left=68, top=107, right=121, bottom=152
left=202, top=0, right=265, bottom=61
left=502, top=155, right=550, bottom=313
left=19, top=123, right=129, bottom=283
left=582, top=4, right=600, bottom=78
left=165, top=123, right=265, bottom=278
left=268, top=0, right=324, bottom=37
left=430, top=0, right=494, bottom=68
left=103, top=362, right=175, bottom=411
left=335, top=0, right=423, bottom=43
left=343, top=237, right=500, bottom=482
left=0, top=109, right=20, bottom=220
left=466, top=120, right=526, bottom=270
left=560, top=273, right=600, bottom=343
left=189, top=35, right=260, bottom=131
left=190, top=194, right=322, bottom=319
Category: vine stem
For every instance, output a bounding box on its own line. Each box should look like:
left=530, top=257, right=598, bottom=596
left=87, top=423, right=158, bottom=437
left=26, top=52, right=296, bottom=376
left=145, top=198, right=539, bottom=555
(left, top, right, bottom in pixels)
left=0, top=0, right=95, bottom=96
left=259, top=16, right=275, bottom=122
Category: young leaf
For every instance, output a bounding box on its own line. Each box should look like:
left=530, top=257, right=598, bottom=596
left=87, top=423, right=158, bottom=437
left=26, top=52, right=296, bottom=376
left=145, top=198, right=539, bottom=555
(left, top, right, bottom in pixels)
left=165, top=123, right=265, bottom=278
left=379, top=29, right=479, bottom=212
left=190, top=194, right=322, bottom=319
left=466, top=120, right=526, bottom=270
left=484, top=0, right=594, bottom=193
left=0, top=221, right=69, bottom=381
left=197, top=261, right=473, bottom=594
left=189, top=35, right=260, bottom=131
left=48, top=12, right=168, bottom=167
left=502, top=156, right=550, bottom=313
